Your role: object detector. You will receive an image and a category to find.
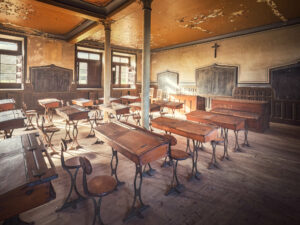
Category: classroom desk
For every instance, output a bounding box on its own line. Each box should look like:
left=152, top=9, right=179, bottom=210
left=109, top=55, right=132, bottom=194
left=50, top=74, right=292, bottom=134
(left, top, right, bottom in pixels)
left=120, top=95, right=140, bottom=105
left=95, top=122, right=168, bottom=221
left=155, top=100, right=184, bottom=116
left=0, top=99, right=15, bottom=112
left=38, top=98, right=61, bottom=122
left=0, top=132, right=57, bottom=224
left=186, top=110, right=248, bottom=155
left=99, top=103, right=130, bottom=121
left=98, top=97, right=120, bottom=104
left=0, top=109, right=26, bottom=138
left=151, top=117, right=220, bottom=173
left=72, top=98, right=93, bottom=107
left=56, top=105, right=89, bottom=150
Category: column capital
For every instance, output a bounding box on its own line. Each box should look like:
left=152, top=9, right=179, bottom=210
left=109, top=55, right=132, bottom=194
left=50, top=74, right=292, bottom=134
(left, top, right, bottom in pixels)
left=100, top=19, right=114, bottom=31
left=139, top=0, right=153, bottom=10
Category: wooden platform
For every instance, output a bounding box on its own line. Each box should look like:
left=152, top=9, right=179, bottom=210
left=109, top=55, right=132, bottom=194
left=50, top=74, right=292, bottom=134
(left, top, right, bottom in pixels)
left=0, top=115, right=299, bottom=225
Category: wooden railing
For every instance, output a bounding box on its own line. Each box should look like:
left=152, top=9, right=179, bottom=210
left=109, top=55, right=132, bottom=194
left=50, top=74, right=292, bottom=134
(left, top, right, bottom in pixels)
left=271, top=99, right=300, bottom=125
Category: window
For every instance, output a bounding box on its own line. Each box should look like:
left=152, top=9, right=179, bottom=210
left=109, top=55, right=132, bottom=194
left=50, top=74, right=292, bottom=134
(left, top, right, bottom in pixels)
left=112, top=52, right=136, bottom=88
left=76, top=47, right=102, bottom=88
left=0, top=38, right=23, bottom=89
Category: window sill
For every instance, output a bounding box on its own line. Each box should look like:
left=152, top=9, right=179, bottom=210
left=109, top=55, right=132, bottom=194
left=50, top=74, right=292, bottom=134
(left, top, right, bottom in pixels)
left=112, top=88, right=136, bottom=90
left=0, top=87, right=24, bottom=91
left=77, top=88, right=103, bottom=91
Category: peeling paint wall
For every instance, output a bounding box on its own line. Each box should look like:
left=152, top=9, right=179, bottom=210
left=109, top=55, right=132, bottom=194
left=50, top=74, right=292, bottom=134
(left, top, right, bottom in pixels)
left=151, top=25, right=300, bottom=84
left=27, top=36, right=75, bottom=80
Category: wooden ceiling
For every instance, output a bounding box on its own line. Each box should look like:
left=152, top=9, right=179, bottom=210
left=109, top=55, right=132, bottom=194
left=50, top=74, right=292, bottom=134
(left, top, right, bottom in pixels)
left=0, top=0, right=299, bottom=49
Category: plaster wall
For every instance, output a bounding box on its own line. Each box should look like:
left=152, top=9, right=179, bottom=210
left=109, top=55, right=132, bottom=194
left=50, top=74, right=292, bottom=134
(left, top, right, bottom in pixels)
left=151, top=24, right=300, bottom=84
left=27, top=36, right=75, bottom=81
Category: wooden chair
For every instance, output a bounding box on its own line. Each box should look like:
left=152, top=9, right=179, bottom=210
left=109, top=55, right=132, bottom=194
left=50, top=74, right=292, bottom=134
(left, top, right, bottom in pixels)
left=152, top=89, right=163, bottom=102
left=79, top=157, right=117, bottom=225
left=56, top=139, right=85, bottom=212
left=36, top=114, right=60, bottom=155
left=22, top=103, right=37, bottom=130
left=163, top=134, right=189, bottom=195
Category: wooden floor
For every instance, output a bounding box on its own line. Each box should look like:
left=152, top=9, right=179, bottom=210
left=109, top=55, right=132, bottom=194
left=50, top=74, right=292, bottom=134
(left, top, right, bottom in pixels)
left=1, top=114, right=300, bottom=225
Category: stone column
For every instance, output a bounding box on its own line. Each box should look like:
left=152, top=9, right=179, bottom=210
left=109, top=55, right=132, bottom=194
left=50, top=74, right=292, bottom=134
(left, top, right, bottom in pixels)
left=141, top=0, right=152, bottom=130
left=102, top=20, right=112, bottom=121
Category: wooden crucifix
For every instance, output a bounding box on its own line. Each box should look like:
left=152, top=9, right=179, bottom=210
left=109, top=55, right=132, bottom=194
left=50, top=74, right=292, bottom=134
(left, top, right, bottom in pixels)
left=212, top=43, right=220, bottom=58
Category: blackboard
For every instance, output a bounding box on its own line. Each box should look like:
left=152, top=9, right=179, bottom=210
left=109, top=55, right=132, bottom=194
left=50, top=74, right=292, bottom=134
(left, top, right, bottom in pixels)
left=30, top=65, right=72, bottom=92
left=270, top=62, right=300, bottom=100
left=157, top=70, right=179, bottom=94
left=195, top=64, right=237, bottom=96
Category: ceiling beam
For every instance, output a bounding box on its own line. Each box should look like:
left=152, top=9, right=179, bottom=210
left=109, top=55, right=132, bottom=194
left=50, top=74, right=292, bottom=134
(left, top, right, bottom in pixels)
left=36, top=0, right=106, bottom=20
left=67, top=22, right=102, bottom=44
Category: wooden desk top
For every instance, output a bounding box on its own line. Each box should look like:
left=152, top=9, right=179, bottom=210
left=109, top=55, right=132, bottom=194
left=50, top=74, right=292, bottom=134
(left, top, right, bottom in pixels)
left=38, top=98, right=60, bottom=105
left=212, top=97, right=268, bottom=104
left=99, top=103, right=130, bottom=115
left=0, top=109, right=26, bottom=130
left=0, top=132, right=57, bottom=220
left=72, top=98, right=93, bottom=107
left=56, top=105, right=89, bottom=121
left=155, top=100, right=184, bottom=109
left=151, top=117, right=218, bottom=143
left=211, top=108, right=260, bottom=120
left=186, top=110, right=245, bottom=131
left=129, top=102, right=161, bottom=112
left=98, top=97, right=120, bottom=102
left=95, top=122, right=168, bottom=165
left=0, top=99, right=15, bottom=105
left=120, top=95, right=140, bottom=100
left=0, top=99, right=15, bottom=111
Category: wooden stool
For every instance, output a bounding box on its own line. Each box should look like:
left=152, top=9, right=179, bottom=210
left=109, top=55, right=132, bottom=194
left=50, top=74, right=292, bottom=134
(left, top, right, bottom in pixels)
left=56, top=140, right=85, bottom=212
left=164, top=134, right=189, bottom=195
left=132, top=113, right=141, bottom=126
left=208, top=138, right=224, bottom=169
left=36, top=114, right=60, bottom=155
left=80, top=157, right=117, bottom=225
left=22, top=103, right=37, bottom=131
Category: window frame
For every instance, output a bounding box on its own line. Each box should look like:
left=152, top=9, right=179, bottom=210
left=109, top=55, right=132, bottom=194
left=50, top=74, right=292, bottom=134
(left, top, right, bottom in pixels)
left=111, top=52, right=136, bottom=88
left=0, top=35, right=25, bottom=89
left=75, top=47, right=102, bottom=89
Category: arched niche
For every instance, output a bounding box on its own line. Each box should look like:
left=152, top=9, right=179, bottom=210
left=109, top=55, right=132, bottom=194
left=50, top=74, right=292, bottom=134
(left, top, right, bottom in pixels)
left=157, top=70, right=179, bottom=94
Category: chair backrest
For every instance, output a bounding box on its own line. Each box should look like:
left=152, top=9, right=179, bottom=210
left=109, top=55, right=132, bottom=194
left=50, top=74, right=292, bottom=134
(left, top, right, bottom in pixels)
left=156, top=89, right=163, bottom=100
left=60, top=139, right=67, bottom=167
left=79, top=157, right=93, bottom=195
left=22, top=102, right=28, bottom=111
left=150, top=88, right=154, bottom=97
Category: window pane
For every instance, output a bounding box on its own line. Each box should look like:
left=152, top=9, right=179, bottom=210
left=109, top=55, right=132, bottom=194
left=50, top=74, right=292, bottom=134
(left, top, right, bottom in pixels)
left=78, top=62, right=88, bottom=84
left=0, top=41, right=18, bottom=51
left=77, top=51, right=89, bottom=59
left=0, top=73, right=17, bottom=83
left=89, top=53, right=100, bottom=60
left=1, top=55, right=17, bottom=64
left=115, top=65, right=119, bottom=84
left=120, top=57, right=129, bottom=63
left=1, top=64, right=16, bottom=73
left=113, top=56, right=120, bottom=63
left=120, top=66, right=128, bottom=84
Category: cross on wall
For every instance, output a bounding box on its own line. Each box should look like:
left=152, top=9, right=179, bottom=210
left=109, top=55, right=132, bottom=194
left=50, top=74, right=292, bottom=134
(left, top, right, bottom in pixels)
left=212, top=43, right=220, bottom=58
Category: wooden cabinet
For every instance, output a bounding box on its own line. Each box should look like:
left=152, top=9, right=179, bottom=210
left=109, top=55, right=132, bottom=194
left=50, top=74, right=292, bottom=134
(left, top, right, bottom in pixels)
left=169, top=94, right=205, bottom=113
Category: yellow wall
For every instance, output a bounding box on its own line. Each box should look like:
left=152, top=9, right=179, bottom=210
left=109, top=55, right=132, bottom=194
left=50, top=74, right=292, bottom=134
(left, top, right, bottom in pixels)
left=27, top=36, right=75, bottom=81
left=151, top=24, right=300, bottom=84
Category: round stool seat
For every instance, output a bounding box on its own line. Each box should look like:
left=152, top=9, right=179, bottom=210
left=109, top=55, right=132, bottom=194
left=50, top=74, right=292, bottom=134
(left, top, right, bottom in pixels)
left=163, top=134, right=177, bottom=146
left=26, top=110, right=37, bottom=115
left=44, top=127, right=60, bottom=133
left=171, top=149, right=189, bottom=160
left=212, top=137, right=224, bottom=145
left=88, top=175, right=117, bottom=196
left=65, top=157, right=81, bottom=168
